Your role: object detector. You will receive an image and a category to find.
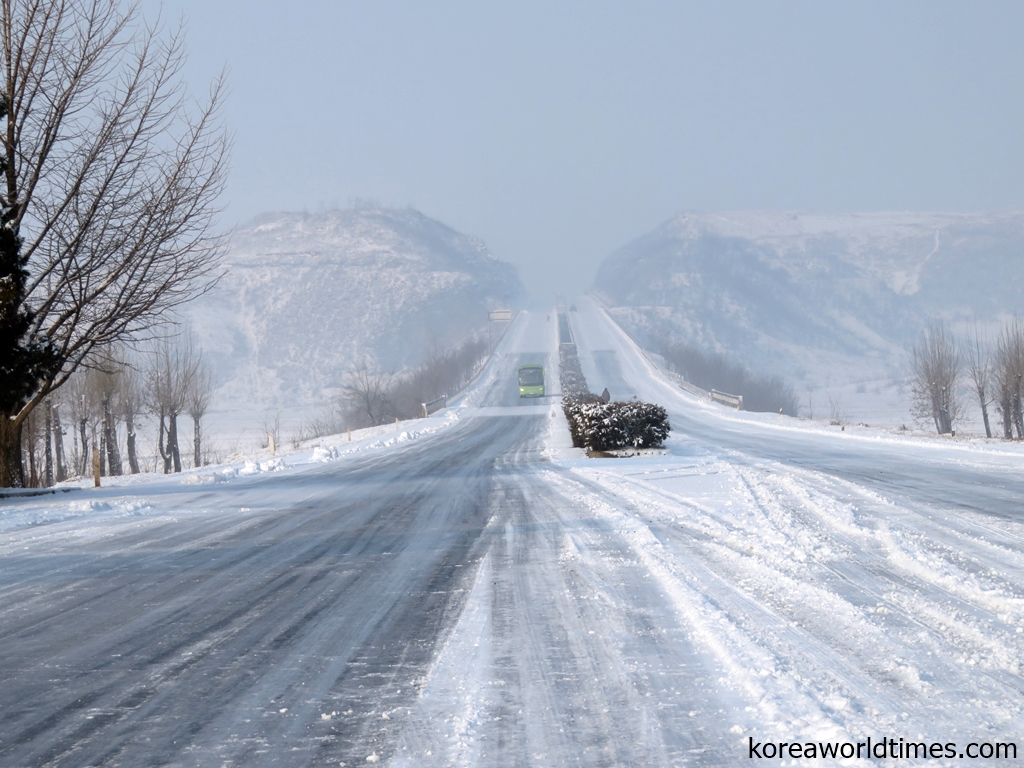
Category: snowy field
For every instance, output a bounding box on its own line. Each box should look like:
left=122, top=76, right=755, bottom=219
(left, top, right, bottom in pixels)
left=2, top=305, right=1024, bottom=766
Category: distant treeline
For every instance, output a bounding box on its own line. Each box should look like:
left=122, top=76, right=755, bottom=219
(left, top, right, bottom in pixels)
left=312, top=336, right=490, bottom=435
left=656, top=337, right=799, bottom=415
left=384, top=337, right=489, bottom=418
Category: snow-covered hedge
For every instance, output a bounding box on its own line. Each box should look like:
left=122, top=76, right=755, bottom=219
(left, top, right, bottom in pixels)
left=558, top=323, right=669, bottom=450
left=559, top=343, right=590, bottom=396
left=562, top=393, right=604, bottom=447
left=563, top=397, right=670, bottom=451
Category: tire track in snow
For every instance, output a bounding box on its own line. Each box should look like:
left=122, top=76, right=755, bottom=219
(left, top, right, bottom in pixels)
left=561, top=457, right=1024, bottom=750
left=0, top=415, right=533, bottom=767
left=393, top=449, right=743, bottom=765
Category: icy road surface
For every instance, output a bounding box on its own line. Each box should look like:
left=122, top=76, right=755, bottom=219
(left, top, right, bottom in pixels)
left=3, top=305, right=1024, bottom=766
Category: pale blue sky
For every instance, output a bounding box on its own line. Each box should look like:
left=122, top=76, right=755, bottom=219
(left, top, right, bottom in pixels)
left=143, top=1, right=1024, bottom=298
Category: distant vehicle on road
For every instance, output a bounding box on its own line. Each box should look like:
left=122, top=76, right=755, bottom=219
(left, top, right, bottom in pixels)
left=518, top=364, right=545, bottom=397
left=570, top=304, right=577, bottom=312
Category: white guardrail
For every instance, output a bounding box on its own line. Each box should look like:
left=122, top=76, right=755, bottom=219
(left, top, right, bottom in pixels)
left=421, top=396, right=447, bottom=418
left=710, top=389, right=743, bottom=410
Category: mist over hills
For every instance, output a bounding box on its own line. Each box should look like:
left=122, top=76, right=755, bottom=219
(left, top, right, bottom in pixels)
left=594, top=211, right=1024, bottom=393
left=187, top=208, right=523, bottom=409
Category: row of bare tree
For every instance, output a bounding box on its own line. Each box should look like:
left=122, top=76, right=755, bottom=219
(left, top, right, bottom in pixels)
left=655, top=335, right=799, bottom=415
left=911, top=319, right=1024, bottom=438
left=20, top=335, right=214, bottom=487
left=338, top=336, right=489, bottom=430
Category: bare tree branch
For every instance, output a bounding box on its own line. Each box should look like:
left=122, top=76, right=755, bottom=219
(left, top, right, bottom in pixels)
left=185, top=351, right=212, bottom=467
left=0, top=0, right=228, bottom=486
left=342, top=361, right=394, bottom=427
left=964, top=323, right=993, bottom=438
left=994, top=318, right=1024, bottom=440
left=910, top=321, right=961, bottom=435
left=146, top=329, right=198, bottom=473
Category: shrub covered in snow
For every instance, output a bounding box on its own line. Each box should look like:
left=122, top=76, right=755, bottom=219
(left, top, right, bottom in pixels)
left=558, top=321, right=669, bottom=450
left=559, top=343, right=590, bottom=396
left=562, top=393, right=605, bottom=447
left=563, top=398, right=670, bottom=451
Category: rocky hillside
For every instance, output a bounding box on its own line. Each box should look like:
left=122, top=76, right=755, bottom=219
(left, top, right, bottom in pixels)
left=187, top=208, right=523, bottom=408
left=594, top=211, right=1024, bottom=392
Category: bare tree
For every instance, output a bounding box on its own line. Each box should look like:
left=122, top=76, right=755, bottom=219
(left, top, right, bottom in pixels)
left=964, top=324, right=994, bottom=438
left=827, top=392, right=845, bottom=425
left=148, top=334, right=199, bottom=473
left=910, top=321, right=962, bottom=435
left=42, top=395, right=53, bottom=485
left=21, top=407, right=39, bottom=486
left=56, top=363, right=107, bottom=476
left=0, top=0, right=229, bottom=487
left=64, top=368, right=91, bottom=476
left=118, top=360, right=143, bottom=474
left=994, top=318, right=1024, bottom=440
left=78, top=352, right=124, bottom=476
left=185, top=357, right=213, bottom=467
left=260, top=409, right=281, bottom=451
left=342, top=361, right=394, bottom=427
left=50, top=396, right=66, bottom=482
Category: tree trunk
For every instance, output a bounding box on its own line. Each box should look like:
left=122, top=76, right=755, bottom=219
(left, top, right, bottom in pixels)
left=158, top=410, right=172, bottom=474
left=27, top=429, right=37, bottom=487
left=52, top=405, right=66, bottom=482
left=168, top=412, right=182, bottom=473
left=1003, top=393, right=1013, bottom=439
left=125, top=410, right=140, bottom=474
left=71, top=425, right=79, bottom=478
left=99, top=431, right=107, bottom=476
left=0, top=417, right=25, bottom=488
left=79, top=418, right=90, bottom=474
left=193, top=416, right=202, bottom=468
left=103, top=396, right=122, bottom=476
left=938, top=406, right=952, bottom=435
left=980, top=394, right=992, bottom=439
left=44, top=407, right=53, bottom=487
left=1016, top=393, right=1024, bottom=441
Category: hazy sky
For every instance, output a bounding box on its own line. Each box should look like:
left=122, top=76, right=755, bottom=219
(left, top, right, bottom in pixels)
left=142, top=1, right=1024, bottom=298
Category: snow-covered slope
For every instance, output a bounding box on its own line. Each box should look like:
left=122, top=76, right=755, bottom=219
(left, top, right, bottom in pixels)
left=187, top=208, right=523, bottom=408
left=594, top=211, right=1024, bottom=395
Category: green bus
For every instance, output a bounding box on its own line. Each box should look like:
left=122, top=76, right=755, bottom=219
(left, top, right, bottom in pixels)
left=518, top=364, right=545, bottom=397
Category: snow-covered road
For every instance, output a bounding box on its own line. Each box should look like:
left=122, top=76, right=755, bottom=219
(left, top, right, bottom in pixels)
left=2, top=304, right=1023, bottom=766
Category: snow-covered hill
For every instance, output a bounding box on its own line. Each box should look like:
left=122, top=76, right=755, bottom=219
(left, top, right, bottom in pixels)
left=594, top=211, right=1024, bottom=410
left=187, top=208, right=523, bottom=410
